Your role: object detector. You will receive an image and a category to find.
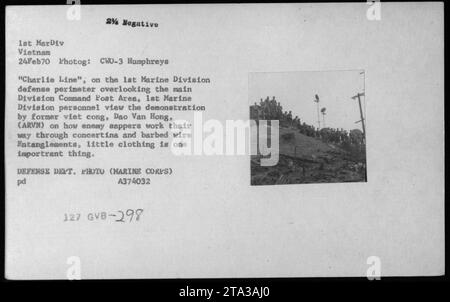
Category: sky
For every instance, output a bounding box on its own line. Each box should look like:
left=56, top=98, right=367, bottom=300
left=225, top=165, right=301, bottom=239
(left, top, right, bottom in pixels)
left=249, top=70, right=366, bottom=131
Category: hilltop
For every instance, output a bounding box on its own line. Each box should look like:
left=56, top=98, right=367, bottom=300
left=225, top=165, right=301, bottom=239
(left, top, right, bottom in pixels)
left=251, top=126, right=366, bottom=185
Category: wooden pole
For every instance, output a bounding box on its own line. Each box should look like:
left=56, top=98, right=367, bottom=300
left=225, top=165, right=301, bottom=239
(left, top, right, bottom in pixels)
left=315, top=102, right=320, bottom=129
left=352, top=92, right=366, bottom=138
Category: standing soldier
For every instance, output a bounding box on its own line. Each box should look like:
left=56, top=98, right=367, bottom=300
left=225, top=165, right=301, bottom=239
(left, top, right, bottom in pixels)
left=264, top=97, right=270, bottom=119
left=276, top=102, right=282, bottom=119
left=270, top=97, right=277, bottom=119
left=292, top=116, right=298, bottom=128
left=258, top=98, right=264, bottom=119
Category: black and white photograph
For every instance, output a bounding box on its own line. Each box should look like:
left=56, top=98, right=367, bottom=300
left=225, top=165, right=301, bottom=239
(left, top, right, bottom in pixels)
left=1, top=1, right=445, bottom=292
left=250, top=70, right=367, bottom=185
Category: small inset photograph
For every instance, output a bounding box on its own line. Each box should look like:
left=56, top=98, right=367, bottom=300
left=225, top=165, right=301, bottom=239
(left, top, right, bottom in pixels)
left=250, top=70, right=367, bottom=185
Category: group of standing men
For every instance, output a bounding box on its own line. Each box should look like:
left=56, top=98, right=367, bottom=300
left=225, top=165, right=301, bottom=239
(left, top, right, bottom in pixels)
left=250, top=96, right=364, bottom=147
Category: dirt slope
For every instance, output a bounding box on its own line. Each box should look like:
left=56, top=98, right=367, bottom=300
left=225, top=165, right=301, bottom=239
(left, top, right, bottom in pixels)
left=251, top=126, right=366, bottom=185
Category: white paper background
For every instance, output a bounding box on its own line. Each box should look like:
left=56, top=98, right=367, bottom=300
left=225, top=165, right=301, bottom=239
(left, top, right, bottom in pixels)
left=5, top=3, right=444, bottom=279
